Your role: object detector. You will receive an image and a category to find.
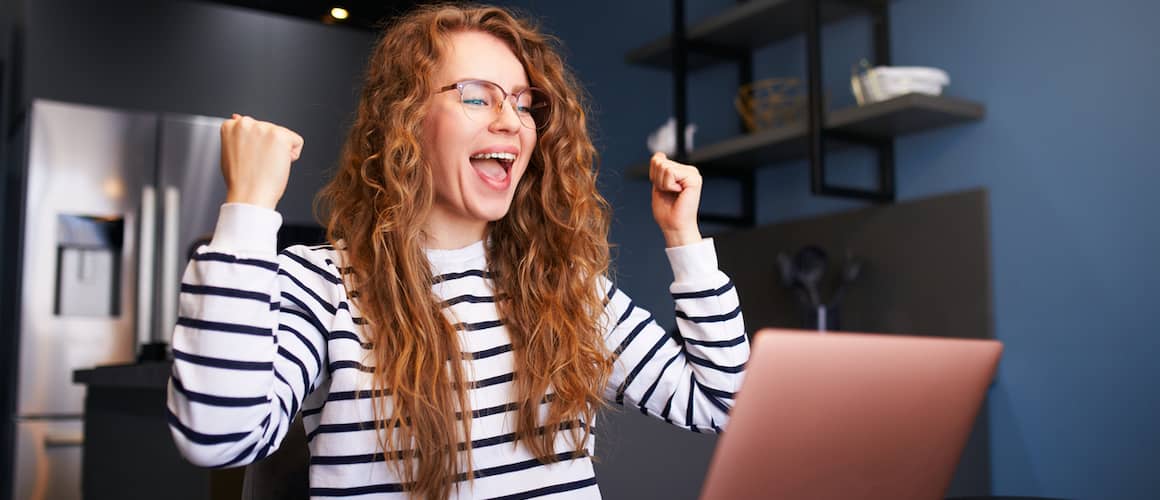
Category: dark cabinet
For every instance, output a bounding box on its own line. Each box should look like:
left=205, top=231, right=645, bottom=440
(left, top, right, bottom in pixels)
left=74, top=363, right=243, bottom=500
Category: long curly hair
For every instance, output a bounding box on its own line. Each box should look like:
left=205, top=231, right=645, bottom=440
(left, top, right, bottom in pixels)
left=316, top=3, right=614, bottom=498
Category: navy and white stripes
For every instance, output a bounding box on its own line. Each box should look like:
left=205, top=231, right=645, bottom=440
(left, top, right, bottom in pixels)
left=167, top=203, right=748, bottom=499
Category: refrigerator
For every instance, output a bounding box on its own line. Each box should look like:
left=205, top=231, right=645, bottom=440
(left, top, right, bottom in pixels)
left=8, top=100, right=227, bottom=500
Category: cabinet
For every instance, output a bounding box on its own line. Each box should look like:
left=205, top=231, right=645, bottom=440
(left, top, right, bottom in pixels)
left=625, top=0, right=985, bottom=226
left=73, top=363, right=245, bottom=499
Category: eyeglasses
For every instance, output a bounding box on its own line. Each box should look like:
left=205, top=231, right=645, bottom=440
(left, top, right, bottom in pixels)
left=436, top=79, right=550, bottom=130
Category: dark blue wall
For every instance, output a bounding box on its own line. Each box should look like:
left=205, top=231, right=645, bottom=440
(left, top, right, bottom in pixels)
left=512, top=0, right=1160, bottom=499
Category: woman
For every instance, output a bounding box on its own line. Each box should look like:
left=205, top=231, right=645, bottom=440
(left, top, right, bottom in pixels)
left=167, top=4, right=749, bottom=499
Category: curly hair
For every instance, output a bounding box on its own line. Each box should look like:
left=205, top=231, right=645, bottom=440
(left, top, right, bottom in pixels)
left=316, top=3, right=614, bottom=498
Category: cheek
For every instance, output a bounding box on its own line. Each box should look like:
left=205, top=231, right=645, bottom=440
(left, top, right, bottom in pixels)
left=522, top=131, right=538, bottom=159
left=425, top=102, right=474, bottom=148
left=423, top=110, right=468, bottom=178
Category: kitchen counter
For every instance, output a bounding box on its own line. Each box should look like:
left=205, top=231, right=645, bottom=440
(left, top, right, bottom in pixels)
left=73, top=360, right=172, bottom=389
left=73, top=361, right=244, bottom=500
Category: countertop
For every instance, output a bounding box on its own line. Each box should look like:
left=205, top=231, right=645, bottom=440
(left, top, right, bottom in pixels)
left=73, top=361, right=172, bottom=389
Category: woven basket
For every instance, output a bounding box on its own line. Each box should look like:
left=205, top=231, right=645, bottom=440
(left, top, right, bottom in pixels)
left=734, top=78, right=809, bottom=133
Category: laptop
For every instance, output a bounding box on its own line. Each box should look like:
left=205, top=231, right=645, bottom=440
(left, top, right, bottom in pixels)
left=700, top=328, right=1002, bottom=500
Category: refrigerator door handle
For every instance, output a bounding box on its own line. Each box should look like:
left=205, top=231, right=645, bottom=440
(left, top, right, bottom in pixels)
left=43, top=433, right=85, bottom=448
left=159, top=186, right=181, bottom=342
left=137, top=186, right=157, bottom=349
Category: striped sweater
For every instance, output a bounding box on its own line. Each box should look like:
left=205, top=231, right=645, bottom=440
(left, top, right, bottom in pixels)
left=166, top=203, right=750, bottom=499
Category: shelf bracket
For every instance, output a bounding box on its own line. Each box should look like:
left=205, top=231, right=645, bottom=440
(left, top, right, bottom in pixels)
left=697, top=170, right=757, bottom=228
left=806, top=0, right=896, bottom=203
left=672, top=0, right=688, bottom=163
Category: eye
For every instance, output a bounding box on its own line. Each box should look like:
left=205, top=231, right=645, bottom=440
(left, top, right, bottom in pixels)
left=462, top=97, right=490, bottom=107
left=515, top=89, right=546, bottom=116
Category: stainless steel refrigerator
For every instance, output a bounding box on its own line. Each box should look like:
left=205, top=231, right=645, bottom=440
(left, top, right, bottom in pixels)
left=9, top=100, right=226, bottom=500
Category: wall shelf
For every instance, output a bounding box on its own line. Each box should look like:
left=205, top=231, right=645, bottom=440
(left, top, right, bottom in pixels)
left=624, top=0, right=985, bottom=226
left=626, top=0, right=877, bottom=70
left=626, top=93, right=984, bottom=177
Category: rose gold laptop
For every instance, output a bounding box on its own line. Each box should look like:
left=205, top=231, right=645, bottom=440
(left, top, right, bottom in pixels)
left=700, top=329, right=1002, bottom=500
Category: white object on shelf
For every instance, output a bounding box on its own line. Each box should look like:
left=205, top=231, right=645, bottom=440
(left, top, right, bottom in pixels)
left=647, top=117, right=697, bottom=157
left=852, top=65, right=950, bottom=105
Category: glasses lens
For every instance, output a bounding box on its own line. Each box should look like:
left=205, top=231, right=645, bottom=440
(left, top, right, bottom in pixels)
left=515, top=88, right=550, bottom=130
left=458, top=81, right=498, bottom=121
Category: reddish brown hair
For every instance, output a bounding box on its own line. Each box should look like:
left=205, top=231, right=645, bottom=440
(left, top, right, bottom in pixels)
left=317, top=3, right=613, bottom=498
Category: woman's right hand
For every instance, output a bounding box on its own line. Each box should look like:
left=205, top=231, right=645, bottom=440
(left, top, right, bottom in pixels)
left=220, top=114, right=304, bottom=210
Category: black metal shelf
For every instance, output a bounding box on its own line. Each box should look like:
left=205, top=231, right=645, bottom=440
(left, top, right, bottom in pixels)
left=628, top=0, right=985, bottom=226
left=626, top=93, right=985, bottom=177
left=626, top=0, right=881, bottom=70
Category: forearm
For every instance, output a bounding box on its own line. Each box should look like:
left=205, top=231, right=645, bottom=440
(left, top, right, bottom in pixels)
left=604, top=239, right=750, bottom=432
left=662, top=227, right=703, bottom=248
left=166, top=204, right=320, bottom=467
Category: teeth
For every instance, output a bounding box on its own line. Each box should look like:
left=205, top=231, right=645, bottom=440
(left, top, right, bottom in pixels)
left=470, top=152, right=516, bottom=162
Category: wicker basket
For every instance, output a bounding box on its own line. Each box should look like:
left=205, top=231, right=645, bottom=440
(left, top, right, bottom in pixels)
left=734, top=78, right=809, bottom=133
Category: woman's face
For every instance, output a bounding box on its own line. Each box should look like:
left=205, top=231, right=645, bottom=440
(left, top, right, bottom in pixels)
left=421, top=30, right=538, bottom=244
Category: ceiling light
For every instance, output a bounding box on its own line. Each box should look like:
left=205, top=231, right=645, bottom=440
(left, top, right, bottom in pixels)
left=330, top=7, right=349, bottom=20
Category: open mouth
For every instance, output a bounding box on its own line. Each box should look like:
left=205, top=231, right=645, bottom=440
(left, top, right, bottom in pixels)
left=468, top=152, right=516, bottom=183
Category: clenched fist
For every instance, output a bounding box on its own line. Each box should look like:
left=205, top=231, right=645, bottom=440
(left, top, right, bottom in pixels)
left=649, top=152, right=703, bottom=248
left=220, top=114, right=304, bottom=210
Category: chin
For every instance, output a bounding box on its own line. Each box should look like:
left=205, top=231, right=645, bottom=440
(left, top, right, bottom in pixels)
left=475, top=204, right=514, bottom=222
left=472, top=188, right=518, bottom=220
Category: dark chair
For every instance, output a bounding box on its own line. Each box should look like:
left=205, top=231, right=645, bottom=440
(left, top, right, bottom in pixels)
left=240, top=415, right=310, bottom=500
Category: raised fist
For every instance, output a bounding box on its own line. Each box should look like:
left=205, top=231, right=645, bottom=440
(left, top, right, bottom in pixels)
left=649, top=152, right=703, bottom=247
left=220, top=114, right=304, bottom=210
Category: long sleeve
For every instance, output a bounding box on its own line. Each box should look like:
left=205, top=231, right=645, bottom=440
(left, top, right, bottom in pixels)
left=166, top=203, right=337, bottom=468
left=602, top=238, right=750, bottom=433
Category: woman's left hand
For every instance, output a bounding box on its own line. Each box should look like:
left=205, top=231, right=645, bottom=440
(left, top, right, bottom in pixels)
left=649, top=152, right=703, bottom=247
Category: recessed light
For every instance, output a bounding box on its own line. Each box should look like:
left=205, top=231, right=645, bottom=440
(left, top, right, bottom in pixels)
left=330, top=7, right=349, bottom=20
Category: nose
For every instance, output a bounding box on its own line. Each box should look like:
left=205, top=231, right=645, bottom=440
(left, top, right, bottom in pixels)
left=489, top=98, right=523, bottom=134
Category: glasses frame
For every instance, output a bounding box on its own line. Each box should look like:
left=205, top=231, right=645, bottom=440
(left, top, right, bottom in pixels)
left=436, top=79, right=550, bottom=130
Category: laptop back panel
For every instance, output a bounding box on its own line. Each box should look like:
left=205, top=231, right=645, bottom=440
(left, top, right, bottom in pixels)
left=700, top=330, right=1002, bottom=500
